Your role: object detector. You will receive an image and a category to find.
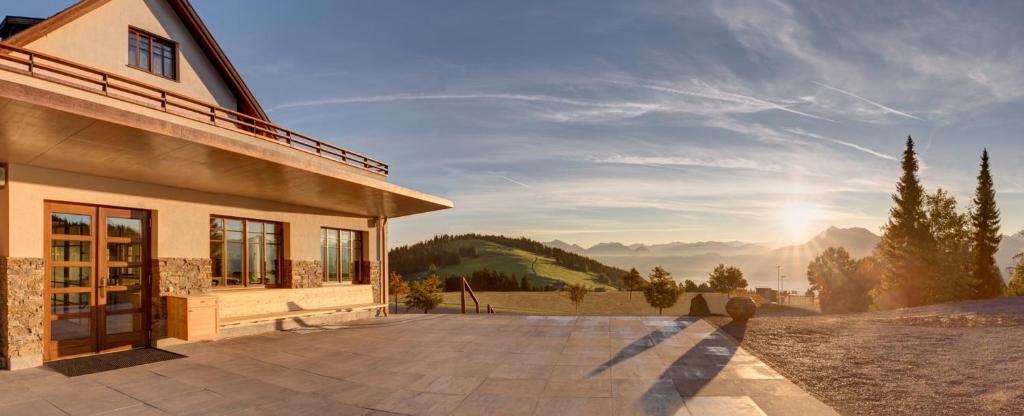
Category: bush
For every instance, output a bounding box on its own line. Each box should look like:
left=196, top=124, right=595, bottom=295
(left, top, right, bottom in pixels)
left=405, top=274, right=444, bottom=314
left=565, top=283, right=589, bottom=314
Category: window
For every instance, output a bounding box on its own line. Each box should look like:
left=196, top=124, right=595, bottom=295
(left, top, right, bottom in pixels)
left=128, top=28, right=176, bottom=79
left=210, top=217, right=281, bottom=288
left=320, top=228, right=364, bottom=284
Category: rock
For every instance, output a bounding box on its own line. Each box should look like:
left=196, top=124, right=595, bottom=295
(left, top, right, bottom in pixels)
left=689, top=294, right=711, bottom=317
left=726, top=297, right=757, bottom=322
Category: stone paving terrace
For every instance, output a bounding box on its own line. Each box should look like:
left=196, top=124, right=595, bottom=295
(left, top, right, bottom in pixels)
left=0, top=315, right=838, bottom=415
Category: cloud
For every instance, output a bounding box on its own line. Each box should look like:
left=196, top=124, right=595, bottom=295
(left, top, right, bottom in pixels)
left=621, top=80, right=836, bottom=123
left=785, top=128, right=897, bottom=161
left=587, top=154, right=783, bottom=172
left=812, top=81, right=921, bottom=120
left=500, top=176, right=533, bottom=188
left=268, top=92, right=660, bottom=114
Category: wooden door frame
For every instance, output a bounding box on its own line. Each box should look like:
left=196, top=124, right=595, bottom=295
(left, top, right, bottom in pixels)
left=42, top=201, right=153, bottom=361
left=97, top=206, right=151, bottom=354
left=43, top=202, right=98, bottom=361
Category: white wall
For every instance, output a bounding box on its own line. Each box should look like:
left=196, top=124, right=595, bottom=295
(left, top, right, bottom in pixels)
left=25, top=0, right=239, bottom=110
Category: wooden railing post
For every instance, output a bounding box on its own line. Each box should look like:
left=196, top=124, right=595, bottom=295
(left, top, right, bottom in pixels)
left=461, top=277, right=467, bottom=314
left=27, top=52, right=34, bottom=73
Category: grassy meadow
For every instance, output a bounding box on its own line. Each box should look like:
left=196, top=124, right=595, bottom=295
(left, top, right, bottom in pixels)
left=419, top=239, right=618, bottom=290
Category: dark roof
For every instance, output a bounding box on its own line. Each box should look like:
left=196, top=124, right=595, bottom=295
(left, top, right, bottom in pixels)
left=1, top=0, right=270, bottom=122
left=0, top=16, right=44, bottom=40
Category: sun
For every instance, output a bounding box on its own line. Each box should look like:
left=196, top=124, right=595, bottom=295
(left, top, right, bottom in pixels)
left=778, top=202, right=817, bottom=242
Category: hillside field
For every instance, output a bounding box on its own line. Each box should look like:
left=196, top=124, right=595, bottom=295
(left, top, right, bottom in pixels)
left=413, top=239, right=619, bottom=290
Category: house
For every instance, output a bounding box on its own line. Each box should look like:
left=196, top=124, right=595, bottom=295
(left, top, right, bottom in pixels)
left=0, top=0, right=451, bottom=370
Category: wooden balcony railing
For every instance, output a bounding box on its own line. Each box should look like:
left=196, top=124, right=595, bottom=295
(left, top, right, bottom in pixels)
left=0, top=43, right=388, bottom=176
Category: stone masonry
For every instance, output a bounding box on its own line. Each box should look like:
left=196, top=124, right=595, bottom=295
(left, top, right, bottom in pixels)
left=0, top=257, right=44, bottom=370
left=367, top=261, right=381, bottom=304
left=151, top=258, right=212, bottom=340
left=285, top=259, right=322, bottom=289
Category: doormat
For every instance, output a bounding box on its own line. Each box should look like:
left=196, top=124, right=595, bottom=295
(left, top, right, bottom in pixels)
left=45, top=348, right=185, bottom=377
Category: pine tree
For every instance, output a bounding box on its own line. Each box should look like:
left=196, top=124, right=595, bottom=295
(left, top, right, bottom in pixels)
left=643, top=267, right=680, bottom=315
left=875, top=137, right=936, bottom=308
left=969, top=149, right=1003, bottom=299
left=623, top=268, right=643, bottom=300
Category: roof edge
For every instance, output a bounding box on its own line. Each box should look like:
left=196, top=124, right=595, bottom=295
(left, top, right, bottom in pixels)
left=1, top=0, right=270, bottom=123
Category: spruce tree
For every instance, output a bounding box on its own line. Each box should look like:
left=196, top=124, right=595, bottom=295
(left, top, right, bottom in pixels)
left=875, top=137, right=935, bottom=308
left=969, top=149, right=1003, bottom=298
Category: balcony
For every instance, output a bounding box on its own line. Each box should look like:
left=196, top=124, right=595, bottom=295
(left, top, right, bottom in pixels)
left=0, top=43, right=452, bottom=218
left=0, top=42, right=388, bottom=176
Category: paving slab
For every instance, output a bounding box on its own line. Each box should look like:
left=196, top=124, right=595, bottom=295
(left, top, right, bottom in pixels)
left=0, top=315, right=838, bottom=415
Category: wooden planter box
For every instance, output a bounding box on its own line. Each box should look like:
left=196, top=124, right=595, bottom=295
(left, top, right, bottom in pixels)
left=166, top=295, right=219, bottom=341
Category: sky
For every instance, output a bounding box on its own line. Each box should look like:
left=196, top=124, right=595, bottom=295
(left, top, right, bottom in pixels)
left=8, top=0, right=1024, bottom=248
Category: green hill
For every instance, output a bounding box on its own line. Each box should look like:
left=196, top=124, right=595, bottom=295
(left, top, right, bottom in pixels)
left=389, top=235, right=626, bottom=291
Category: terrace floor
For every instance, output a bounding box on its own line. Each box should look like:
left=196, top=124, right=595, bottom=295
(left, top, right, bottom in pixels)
left=0, top=315, right=838, bottom=416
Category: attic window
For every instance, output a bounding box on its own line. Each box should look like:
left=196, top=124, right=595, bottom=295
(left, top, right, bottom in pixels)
left=128, top=28, right=176, bottom=79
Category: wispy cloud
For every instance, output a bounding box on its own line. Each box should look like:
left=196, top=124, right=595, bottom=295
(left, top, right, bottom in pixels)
left=268, top=93, right=659, bottom=113
left=500, top=176, right=533, bottom=188
left=785, top=128, right=897, bottom=161
left=587, top=154, right=783, bottom=172
left=622, top=80, right=836, bottom=123
left=812, top=81, right=921, bottom=120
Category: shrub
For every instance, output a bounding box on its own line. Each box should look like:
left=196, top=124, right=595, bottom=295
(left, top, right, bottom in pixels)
left=405, top=274, right=444, bottom=314
left=565, top=283, right=589, bottom=314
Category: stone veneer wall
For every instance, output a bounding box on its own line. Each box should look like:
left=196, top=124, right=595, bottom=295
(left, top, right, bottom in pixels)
left=367, top=261, right=381, bottom=304
left=0, top=257, right=44, bottom=370
left=285, top=260, right=323, bottom=289
left=151, top=258, right=212, bottom=340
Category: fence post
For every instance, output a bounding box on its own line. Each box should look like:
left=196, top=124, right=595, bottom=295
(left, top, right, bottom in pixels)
left=461, top=277, right=467, bottom=314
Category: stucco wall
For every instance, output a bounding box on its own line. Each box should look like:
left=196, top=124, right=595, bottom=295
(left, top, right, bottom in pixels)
left=24, top=0, right=238, bottom=110
left=6, top=164, right=380, bottom=262
left=0, top=174, right=8, bottom=257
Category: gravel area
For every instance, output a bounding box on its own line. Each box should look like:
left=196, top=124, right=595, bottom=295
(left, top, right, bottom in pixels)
left=709, top=297, right=1024, bottom=416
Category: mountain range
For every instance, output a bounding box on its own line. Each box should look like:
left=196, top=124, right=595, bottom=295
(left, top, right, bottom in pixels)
left=546, top=227, right=1024, bottom=291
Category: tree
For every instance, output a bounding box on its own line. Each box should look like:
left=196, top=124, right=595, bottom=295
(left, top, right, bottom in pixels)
left=875, top=137, right=936, bottom=309
left=623, top=268, right=644, bottom=300
left=708, top=264, right=747, bottom=293
left=970, top=149, right=1004, bottom=299
left=520, top=276, right=532, bottom=291
left=565, top=283, right=589, bottom=314
left=405, top=273, right=444, bottom=314
left=804, top=287, right=815, bottom=297
left=807, top=247, right=871, bottom=314
left=696, top=282, right=711, bottom=292
left=1008, top=254, right=1024, bottom=296
left=643, top=266, right=681, bottom=315
left=924, top=189, right=973, bottom=303
left=684, top=280, right=699, bottom=292
left=389, top=272, right=410, bottom=314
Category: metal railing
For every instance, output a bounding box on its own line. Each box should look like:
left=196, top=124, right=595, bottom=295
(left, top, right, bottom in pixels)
left=460, top=277, right=495, bottom=314
left=0, top=43, right=388, bottom=176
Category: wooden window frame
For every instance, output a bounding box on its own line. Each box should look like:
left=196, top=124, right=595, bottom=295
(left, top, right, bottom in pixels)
left=210, top=215, right=283, bottom=289
left=320, top=227, right=365, bottom=285
left=128, top=27, right=178, bottom=81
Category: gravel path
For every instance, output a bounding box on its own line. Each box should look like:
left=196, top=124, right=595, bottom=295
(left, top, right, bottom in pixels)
left=709, top=298, right=1024, bottom=416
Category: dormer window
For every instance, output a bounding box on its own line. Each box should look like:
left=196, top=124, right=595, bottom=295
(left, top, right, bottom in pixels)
left=128, top=28, right=176, bottom=80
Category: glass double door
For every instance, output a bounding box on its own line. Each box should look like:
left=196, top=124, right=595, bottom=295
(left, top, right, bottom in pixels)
left=44, top=202, right=150, bottom=361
